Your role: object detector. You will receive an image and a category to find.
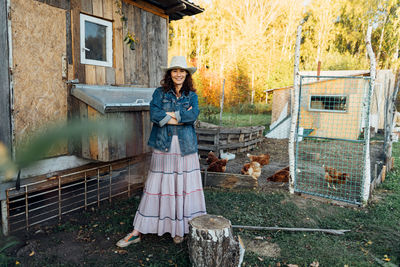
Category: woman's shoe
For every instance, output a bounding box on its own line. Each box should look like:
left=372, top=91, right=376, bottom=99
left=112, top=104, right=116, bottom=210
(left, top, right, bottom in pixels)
left=173, top=236, right=184, bottom=244
left=116, top=232, right=141, bottom=247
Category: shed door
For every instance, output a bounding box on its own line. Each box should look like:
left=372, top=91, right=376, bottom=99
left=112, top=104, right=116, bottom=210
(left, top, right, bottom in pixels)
left=11, top=0, right=68, bottom=155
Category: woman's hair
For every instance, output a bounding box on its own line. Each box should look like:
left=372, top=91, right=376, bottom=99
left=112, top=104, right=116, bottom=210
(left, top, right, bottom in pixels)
left=160, top=70, right=196, bottom=95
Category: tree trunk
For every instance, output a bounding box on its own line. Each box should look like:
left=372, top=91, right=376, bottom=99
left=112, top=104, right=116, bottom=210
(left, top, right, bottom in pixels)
left=188, top=214, right=244, bottom=267
left=363, top=23, right=375, bottom=204
left=289, top=19, right=305, bottom=194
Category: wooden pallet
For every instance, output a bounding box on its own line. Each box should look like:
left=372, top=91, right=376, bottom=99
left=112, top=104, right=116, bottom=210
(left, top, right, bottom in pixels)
left=196, top=123, right=265, bottom=158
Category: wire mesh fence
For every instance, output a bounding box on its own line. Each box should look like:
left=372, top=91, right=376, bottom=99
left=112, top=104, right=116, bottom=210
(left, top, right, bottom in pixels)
left=294, top=76, right=371, bottom=204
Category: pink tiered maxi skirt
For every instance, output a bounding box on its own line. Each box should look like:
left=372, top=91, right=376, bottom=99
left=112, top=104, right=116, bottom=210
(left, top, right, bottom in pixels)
left=132, top=136, right=207, bottom=237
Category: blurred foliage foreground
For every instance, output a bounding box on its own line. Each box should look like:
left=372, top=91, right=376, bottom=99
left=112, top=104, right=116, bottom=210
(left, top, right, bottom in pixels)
left=0, top=119, right=125, bottom=183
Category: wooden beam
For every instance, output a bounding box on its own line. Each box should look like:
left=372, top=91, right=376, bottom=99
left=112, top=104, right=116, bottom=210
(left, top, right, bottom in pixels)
left=113, top=0, right=125, bottom=85
left=123, top=0, right=168, bottom=19
left=165, top=3, right=186, bottom=15
left=0, top=0, right=12, bottom=150
left=71, top=0, right=85, bottom=82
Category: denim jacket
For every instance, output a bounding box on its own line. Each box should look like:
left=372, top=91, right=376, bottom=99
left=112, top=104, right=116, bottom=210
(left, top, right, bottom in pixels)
left=147, top=87, right=199, bottom=156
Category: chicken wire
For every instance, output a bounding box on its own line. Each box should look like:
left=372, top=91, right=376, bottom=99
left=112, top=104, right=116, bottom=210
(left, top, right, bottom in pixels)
left=294, top=75, right=372, bottom=205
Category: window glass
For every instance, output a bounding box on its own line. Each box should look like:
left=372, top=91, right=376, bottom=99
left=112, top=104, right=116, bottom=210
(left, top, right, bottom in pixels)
left=310, top=95, right=347, bottom=111
left=85, top=21, right=107, bottom=62
left=80, top=14, right=112, bottom=67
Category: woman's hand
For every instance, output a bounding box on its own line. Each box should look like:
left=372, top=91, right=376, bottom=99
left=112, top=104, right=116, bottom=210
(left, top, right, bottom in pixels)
left=167, top=117, right=183, bottom=125
left=166, top=112, right=176, bottom=119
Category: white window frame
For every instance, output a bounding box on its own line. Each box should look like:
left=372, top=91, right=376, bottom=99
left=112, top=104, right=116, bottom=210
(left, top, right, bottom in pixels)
left=308, top=94, right=348, bottom=113
left=80, top=14, right=113, bottom=67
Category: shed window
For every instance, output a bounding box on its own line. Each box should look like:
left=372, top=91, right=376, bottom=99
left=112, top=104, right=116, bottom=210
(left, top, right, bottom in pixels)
left=309, top=95, right=347, bottom=112
left=80, top=14, right=113, bottom=67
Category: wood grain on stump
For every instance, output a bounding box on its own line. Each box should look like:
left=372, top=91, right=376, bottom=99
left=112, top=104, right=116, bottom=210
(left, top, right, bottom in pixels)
left=188, top=214, right=244, bottom=267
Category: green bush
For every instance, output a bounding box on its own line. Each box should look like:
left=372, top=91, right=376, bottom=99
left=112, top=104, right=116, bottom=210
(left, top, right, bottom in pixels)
left=226, top=102, right=271, bottom=115
left=199, top=105, right=219, bottom=124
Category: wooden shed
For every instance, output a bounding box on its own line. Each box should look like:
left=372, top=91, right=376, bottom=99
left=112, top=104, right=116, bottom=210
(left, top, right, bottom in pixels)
left=0, top=0, right=203, bottom=234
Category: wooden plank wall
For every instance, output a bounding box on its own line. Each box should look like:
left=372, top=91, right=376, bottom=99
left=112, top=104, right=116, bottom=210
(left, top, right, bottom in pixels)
left=121, top=0, right=168, bottom=87
left=66, top=0, right=167, bottom=161
left=77, top=0, right=168, bottom=87
left=0, top=0, right=12, bottom=150
left=76, top=99, right=150, bottom=161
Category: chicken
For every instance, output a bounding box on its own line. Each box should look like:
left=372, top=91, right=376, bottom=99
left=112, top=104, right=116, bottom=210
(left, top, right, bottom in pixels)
left=324, top=165, right=348, bottom=189
left=246, top=153, right=270, bottom=166
left=207, top=158, right=228, bottom=172
left=207, top=151, right=219, bottom=165
left=267, top=167, right=290, bottom=183
left=241, top=161, right=261, bottom=179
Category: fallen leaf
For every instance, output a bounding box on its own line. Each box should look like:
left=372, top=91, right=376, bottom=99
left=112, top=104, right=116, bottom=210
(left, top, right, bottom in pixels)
left=258, top=257, right=264, bottom=261
left=383, top=255, right=391, bottom=262
left=287, top=264, right=298, bottom=267
left=29, top=251, right=35, bottom=257
left=15, top=261, right=20, bottom=265
left=120, top=222, right=125, bottom=225
left=115, top=249, right=127, bottom=254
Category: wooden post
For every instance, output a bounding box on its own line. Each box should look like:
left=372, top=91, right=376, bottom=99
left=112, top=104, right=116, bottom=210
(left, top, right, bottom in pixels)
left=363, top=23, right=375, bottom=204
left=289, top=19, right=305, bottom=194
left=317, top=61, right=321, bottom=81
left=384, top=71, right=400, bottom=171
left=216, top=79, right=225, bottom=157
left=1, top=199, right=8, bottom=236
left=188, top=214, right=244, bottom=267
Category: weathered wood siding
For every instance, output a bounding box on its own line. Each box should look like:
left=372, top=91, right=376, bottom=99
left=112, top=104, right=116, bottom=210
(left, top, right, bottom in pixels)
left=11, top=0, right=68, bottom=154
left=76, top=100, right=151, bottom=161
left=0, top=0, right=12, bottom=149
left=76, top=0, right=168, bottom=87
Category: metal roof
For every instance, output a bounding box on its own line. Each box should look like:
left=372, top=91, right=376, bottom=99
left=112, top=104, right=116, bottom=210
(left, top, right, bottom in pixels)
left=265, top=70, right=370, bottom=92
left=143, top=0, right=204, bottom=20
left=71, top=84, right=156, bottom=114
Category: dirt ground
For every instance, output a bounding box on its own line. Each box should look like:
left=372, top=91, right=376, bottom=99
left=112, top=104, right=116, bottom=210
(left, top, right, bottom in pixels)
left=200, top=137, right=385, bottom=195
left=7, top=138, right=387, bottom=266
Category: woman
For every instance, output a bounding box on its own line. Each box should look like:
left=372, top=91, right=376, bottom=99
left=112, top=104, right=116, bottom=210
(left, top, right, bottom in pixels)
left=116, top=56, right=206, bottom=247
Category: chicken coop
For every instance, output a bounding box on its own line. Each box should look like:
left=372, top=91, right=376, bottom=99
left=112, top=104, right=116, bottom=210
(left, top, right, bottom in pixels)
left=293, top=75, right=381, bottom=205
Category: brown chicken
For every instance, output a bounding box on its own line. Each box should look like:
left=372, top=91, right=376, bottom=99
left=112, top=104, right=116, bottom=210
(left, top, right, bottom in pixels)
left=207, top=151, right=219, bottom=165
left=324, top=166, right=348, bottom=184
left=207, top=158, right=228, bottom=172
left=246, top=153, right=270, bottom=166
left=267, top=167, right=290, bottom=183
left=241, top=161, right=261, bottom=179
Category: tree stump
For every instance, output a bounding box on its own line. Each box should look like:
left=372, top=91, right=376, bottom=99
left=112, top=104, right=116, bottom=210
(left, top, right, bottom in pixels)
left=188, top=214, right=244, bottom=267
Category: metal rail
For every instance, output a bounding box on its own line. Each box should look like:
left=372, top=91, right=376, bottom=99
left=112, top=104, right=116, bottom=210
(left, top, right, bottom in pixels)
left=6, top=157, right=147, bottom=233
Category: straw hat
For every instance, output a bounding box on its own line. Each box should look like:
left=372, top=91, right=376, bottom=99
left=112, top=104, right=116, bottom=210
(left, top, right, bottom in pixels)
left=161, top=56, right=197, bottom=75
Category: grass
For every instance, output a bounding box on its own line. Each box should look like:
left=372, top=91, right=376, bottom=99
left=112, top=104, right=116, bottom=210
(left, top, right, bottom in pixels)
left=6, top=144, right=400, bottom=267
left=198, top=112, right=271, bottom=129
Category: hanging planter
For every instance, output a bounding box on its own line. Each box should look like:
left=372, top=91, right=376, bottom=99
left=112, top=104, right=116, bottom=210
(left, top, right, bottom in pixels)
left=124, top=32, right=138, bottom=50
left=115, top=0, right=139, bottom=50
